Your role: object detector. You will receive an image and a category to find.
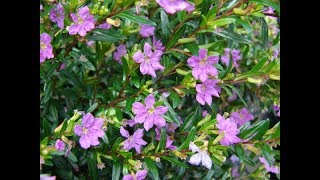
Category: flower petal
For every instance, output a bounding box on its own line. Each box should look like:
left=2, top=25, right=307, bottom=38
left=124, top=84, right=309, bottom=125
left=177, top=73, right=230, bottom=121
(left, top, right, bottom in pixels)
left=144, top=116, right=154, bottom=131
left=120, top=126, right=130, bottom=138
left=145, top=94, right=155, bottom=109
left=154, top=106, right=168, bottom=115
left=132, top=128, right=144, bottom=139
left=189, top=153, right=202, bottom=166
left=132, top=102, right=147, bottom=115
left=74, top=124, right=83, bottom=136
left=144, top=42, right=153, bottom=57
left=136, top=170, right=148, bottom=180
left=201, top=153, right=212, bottom=169
left=133, top=51, right=145, bottom=63
left=189, top=142, right=200, bottom=152
left=79, top=135, right=91, bottom=149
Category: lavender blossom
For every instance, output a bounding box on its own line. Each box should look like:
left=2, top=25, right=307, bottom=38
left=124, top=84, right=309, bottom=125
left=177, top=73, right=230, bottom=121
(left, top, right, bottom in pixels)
left=187, top=48, right=219, bottom=82
left=140, top=24, right=155, bottom=37
left=196, top=79, right=221, bottom=105
left=132, top=94, right=168, bottom=131
left=133, top=43, right=164, bottom=78
left=113, top=45, right=127, bottom=63
left=49, top=3, right=65, bottom=29
left=40, top=33, right=54, bottom=63
left=123, top=170, right=148, bottom=180
left=221, top=48, right=242, bottom=67
left=188, top=142, right=212, bottom=169
left=120, top=127, right=147, bottom=154
left=156, top=0, right=195, bottom=14
left=68, top=6, right=95, bottom=36
left=231, top=108, right=254, bottom=127
left=55, top=139, right=65, bottom=151
left=216, top=114, right=241, bottom=146
left=74, top=113, right=105, bottom=149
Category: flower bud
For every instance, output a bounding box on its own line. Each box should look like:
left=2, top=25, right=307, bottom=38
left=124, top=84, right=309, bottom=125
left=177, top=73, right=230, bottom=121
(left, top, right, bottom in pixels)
left=107, top=18, right=121, bottom=27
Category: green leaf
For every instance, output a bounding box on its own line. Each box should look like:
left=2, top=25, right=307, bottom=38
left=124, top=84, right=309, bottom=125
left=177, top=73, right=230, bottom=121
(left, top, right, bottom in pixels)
left=87, top=29, right=126, bottom=42
left=260, top=143, right=274, bottom=166
left=224, top=84, right=248, bottom=107
left=125, top=98, right=135, bottom=112
left=80, top=60, right=96, bottom=71
left=169, top=91, right=181, bottom=109
left=112, top=161, right=121, bottom=180
left=87, top=157, right=98, bottom=180
left=112, top=137, right=123, bottom=152
left=259, top=17, right=268, bottom=48
left=212, top=30, right=252, bottom=44
left=87, top=102, right=98, bottom=113
left=180, top=105, right=201, bottom=132
left=248, top=55, right=269, bottom=73
left=161, top=156, right=188, bottom=168
left=201, top=0, right=212, bottom=15
left=184, top=43, right=200, bottom=55
left=208, top=18, right=236, bottom=27
left=177, top=126, right=196, bottom=151
left=116, top=12, right=156, bottom=26
left=233, top=17, right=252, bottom=34
left=145, top=158, right=159, bottom=180
left=166, top=24, right=187, bottom=49
left=235, top=145, right=245, bottom=162
left=204, top=169, right=215, bottom=180
left=239, top=119, right=270, bottom=140
left=163, top=101, right=181, bottom=126
left=67, top=151, right=78, bottom=162
left=160, top=10, right=170, bottom=44
left=249, top=0, right=280, bottom=13
left=251, top=119, right=270, bottom=140
left=156, top=128, right=167, bottom=152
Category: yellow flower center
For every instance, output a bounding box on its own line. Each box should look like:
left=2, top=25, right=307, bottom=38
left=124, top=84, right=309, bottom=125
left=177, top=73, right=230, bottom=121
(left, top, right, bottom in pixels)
left=78, top=16, right=84, bottom=24
left=200, top=57, right=207, bottom=66
left=201, top=85, right=206, bottom=91
left=40, top=42, right=46, bottom=50
left=82, top=127, right=89, bottom=134
left=148, top=107, right=155, bottom=114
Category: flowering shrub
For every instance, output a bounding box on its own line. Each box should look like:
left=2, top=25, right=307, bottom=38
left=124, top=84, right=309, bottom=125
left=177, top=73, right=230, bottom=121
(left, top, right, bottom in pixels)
left=40, top=0, right=280, bottom=179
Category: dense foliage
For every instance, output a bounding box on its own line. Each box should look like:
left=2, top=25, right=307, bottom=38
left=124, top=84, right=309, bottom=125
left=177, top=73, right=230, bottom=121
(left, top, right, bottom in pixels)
left=40, top=0, right=280, bottom=179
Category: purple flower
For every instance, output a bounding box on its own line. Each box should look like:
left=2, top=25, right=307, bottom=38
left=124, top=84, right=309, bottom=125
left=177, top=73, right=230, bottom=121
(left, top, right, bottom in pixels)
left=202, top=110, right=208, bottom=117
left=55, top=139, right=65, bottom=151
left=140, top=24, right=155, bottom=37
left=231, top=108, right=254, bottom=127
left=40, top=4, right=43, bottom=11
left=152, top=36, right=165, bottom=51
left=98, top=22, right=111, bottom=30
left=59, top=63, right=66, bottom=71
left=123, top=119, right=137, bottom=127
left=187, top=48, right=219, bottom=82
left=196, top=79, right=221, bottom=105
left=155, top=128, right=177, bottom=150
left=74, top=113, right=105, bottom=149
left=120, top=127, right=147, bottom=154
left=68, top=6, right=95, bottom=36
left=113, top=45, right=127, bottom=63
left=259, top=157, right=280, bottom=174
left=123, top=170, right=148, bottom=180
left=165, top=122, right=179, bottom=133
left=40, top=33, right=54, bottom=63
left=86, top=40, right=95, bottom=47
left=273, top=49, right=279, bottom=59
left=273, top=105, right=280, bottom=117
left=188, top=142, right=212, bottom=169
left=133, top=42, right=164, bottom=78
left=156, top=0, right=195, bottom=14
left=228, top=90, right=238, bottom=102
left=40, top=175, right=56, bottom=180
left=132, top=94, right=168, bottom=131
left=49, top=3, right=65, bottom=29
left=232, top=167, right=240, bottom=177
left=216, top=114, right=241, bottom=146
left=230, top=154, right=240, bottom=164
left=221, top=48, right=242, bottom=68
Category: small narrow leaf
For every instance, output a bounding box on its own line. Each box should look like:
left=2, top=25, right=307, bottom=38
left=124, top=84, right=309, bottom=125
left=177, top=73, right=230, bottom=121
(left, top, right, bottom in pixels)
left=112, top=161, right=121, bottom=180
left=161, top=156, right=188, bottom=168
left=177, top=126, right=196, bottom=151
left=145, top=158, right=159, bottom=180
left=156, top=128, right=167, bottom=152
left=116, top=12, right=156, bottom=26
left=166, top=24, right=187, bottom=49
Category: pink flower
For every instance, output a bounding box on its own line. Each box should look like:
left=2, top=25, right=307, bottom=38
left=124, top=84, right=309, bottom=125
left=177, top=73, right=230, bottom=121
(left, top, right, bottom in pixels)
left=230, top=108, right=254, bottom=127
left=113, top=44, right=127, bottom=63
left=74, top=113, right=105, bottom=149
left=120, top=127, right=147, bottom=154
left=132, top=94, right=168, bottom=131
left=221, top=48, right=242, bottom=68
left=68, top=6, right=95, bottom=36
left=259, top=157, right=280, bottom=174
left=49, top=3, right=65, bottom=29
left=133, top=43, right=164, bottom=78
left=140, top=24, right=155, bottom=37
left=187, top=48, right=219, bottom=82
left=216, top=114, right=241, bottom=146
left=196, top=79, right=221, bottom=105
left=98, top=22, right=111, bottom=30
left=155, top=128, right=176, bottom=150
left=40, top=33, right=54, bottom=63
left=156, top=0, right=195, bottom=14
left=40, top=175, right=56, bottom=180
left=55, top=139, right=65, bottom=151
left=123, top=170, right=148, bottom=180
